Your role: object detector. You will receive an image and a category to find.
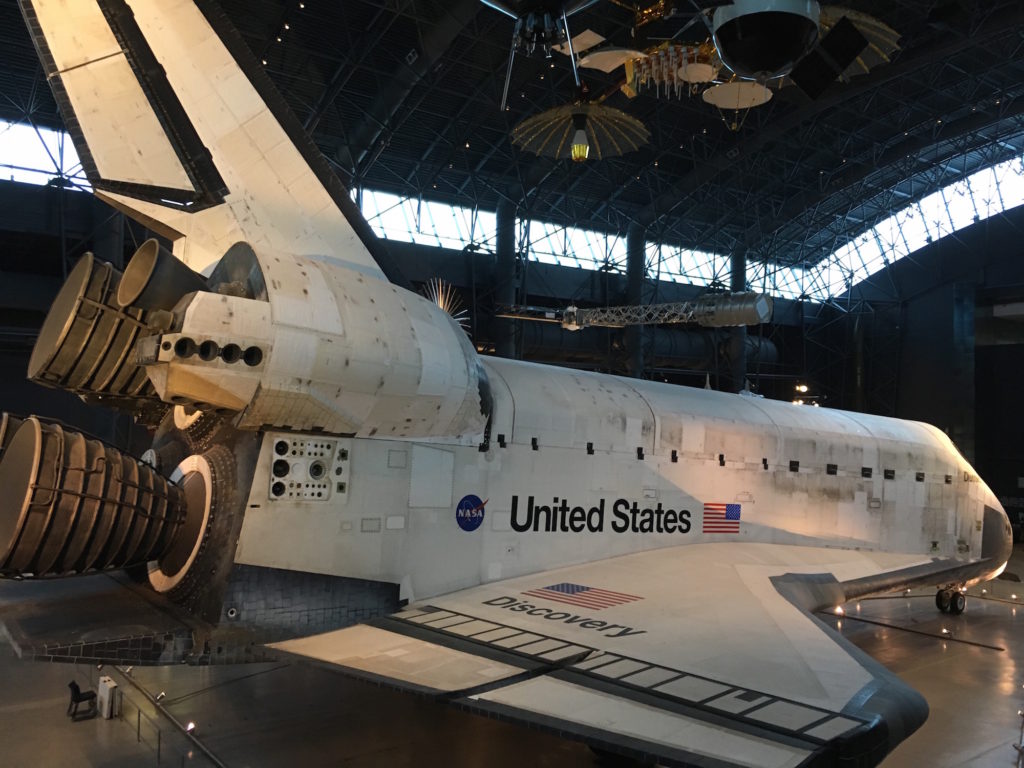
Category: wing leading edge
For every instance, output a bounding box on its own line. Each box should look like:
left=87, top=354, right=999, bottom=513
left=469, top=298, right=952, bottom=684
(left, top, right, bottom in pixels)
left=269, top=542, right=975, bottom=767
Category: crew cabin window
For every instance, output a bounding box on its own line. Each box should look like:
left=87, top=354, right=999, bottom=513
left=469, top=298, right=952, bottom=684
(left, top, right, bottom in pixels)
left=826, top=463, right=838, bottom=476
left=861, top=467, right=872, bottom=478
left=884, top=469, right=895, bottom=480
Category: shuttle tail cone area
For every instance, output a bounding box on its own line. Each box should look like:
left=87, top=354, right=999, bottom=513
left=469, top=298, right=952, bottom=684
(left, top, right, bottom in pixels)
left=0, top=415, right=207, bottom=581
left=26, top=252, right=160, bottom=412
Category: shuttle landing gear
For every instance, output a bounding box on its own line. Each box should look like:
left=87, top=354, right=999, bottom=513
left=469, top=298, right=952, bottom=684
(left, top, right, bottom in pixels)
left=936, top=588, right=966, bottom=615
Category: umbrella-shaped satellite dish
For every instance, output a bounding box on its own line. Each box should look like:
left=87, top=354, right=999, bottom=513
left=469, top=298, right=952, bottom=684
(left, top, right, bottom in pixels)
left=511, top=103, right=650, bottom=162
left=702, top=81, right=772, bottom=131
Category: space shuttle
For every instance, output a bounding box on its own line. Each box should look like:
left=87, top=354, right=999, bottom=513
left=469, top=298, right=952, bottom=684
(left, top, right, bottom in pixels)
left=0, top=2, right=1013, bottom=766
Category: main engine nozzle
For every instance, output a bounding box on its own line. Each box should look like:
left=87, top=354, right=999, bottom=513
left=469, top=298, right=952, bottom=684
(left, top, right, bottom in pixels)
left=28, top=252, right=156, bottom=406
left=27, top=241, right=210, bottom=417
left=117, top=239, right=208, bottom=312
left=0, top=414, right=206, bottom=580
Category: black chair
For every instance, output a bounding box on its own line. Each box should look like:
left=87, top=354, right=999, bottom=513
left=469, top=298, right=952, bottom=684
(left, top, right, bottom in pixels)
left=67, top=681, right=97, bottom=719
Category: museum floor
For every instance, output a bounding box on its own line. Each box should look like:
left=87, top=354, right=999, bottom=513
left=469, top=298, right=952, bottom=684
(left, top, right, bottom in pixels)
left=2, top=548, right=1023, bottom=768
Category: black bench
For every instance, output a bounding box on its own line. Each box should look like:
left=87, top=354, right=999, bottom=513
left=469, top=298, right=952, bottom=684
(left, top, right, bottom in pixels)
left=67, top=681, right=97, bottom=719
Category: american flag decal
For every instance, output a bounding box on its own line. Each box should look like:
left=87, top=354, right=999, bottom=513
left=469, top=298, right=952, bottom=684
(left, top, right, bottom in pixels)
left=703, top=502, right=742, bottom=533
left=521, top=583, right=643, bottom=610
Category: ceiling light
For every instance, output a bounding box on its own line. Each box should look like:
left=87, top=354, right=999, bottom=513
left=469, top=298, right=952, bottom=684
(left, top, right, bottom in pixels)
left=571, top=113, right=589, bottom=162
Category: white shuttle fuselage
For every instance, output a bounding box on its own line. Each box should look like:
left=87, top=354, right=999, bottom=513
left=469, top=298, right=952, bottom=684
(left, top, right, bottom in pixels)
left=4, top=2, right=1014, bottom=763
left=177, top=252, right=1008, bottom=604
left=233, top=359, right=1008, bottom=603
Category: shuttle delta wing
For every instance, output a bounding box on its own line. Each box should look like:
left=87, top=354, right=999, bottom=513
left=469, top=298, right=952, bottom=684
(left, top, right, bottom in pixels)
left=19, top=0, right=392, bottom=278
left=272, top=543, right=946, bottom=768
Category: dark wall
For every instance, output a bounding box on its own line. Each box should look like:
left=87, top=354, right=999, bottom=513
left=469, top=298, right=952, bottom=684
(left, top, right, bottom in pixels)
left=0, top=349, right=138, bottom=449
left=894, top=282, right=976, bottom=460
left=976, top=343, right=1024, bottom=502
left=849, top=204, right=1024, bottom=474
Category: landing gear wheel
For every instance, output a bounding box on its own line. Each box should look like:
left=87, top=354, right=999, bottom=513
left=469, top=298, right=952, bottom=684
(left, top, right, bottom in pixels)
left=935, top=589, right=952, bottom=613
left=949, top=591, right=966, bottom=615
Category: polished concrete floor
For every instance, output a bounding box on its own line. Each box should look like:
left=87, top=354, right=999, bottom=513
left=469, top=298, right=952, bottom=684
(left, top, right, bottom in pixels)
left=0, top=636, right=213, bottom=768
left=3, top=551, right=1024, bottom=767
left=834, top=588, right=1023, bottom=766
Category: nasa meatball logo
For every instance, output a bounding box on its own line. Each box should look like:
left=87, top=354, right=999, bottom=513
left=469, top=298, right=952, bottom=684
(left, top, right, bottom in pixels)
left=456, top=494, right=487, bottom=532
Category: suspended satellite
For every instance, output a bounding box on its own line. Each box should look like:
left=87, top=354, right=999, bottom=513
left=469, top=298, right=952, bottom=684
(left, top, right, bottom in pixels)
left=710, top=1, right=879, bottom=99
left=478, top=1, right=600, bottom=110
left=511, top=101, right=650, bottom=162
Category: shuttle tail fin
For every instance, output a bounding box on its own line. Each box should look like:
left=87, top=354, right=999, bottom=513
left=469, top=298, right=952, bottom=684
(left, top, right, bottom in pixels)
left=20, top=0, right=392, bottom=278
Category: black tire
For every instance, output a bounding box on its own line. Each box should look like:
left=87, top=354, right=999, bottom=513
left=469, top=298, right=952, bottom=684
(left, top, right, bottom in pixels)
left=935, top=589, right=951, bottom=613
left=949, top=591, right=966, bottom=615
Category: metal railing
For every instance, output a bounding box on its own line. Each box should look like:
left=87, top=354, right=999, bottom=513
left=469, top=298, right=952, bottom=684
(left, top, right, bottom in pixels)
left=73, top=661, right=212, bottom=766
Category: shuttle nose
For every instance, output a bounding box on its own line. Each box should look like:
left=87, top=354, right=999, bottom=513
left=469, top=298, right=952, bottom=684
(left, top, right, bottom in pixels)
left=982, top=501, right=1013, bottom=571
